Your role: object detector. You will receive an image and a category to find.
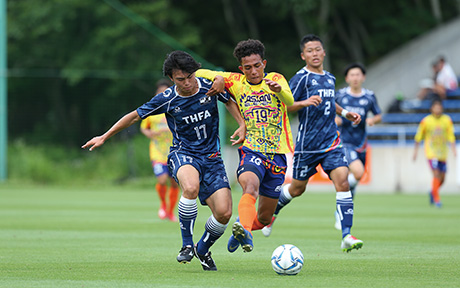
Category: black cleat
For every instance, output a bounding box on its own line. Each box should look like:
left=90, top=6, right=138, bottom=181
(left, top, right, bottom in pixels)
left=177, top=246, right=194, bottom=263
left=194, top=246, right=217, bottom=271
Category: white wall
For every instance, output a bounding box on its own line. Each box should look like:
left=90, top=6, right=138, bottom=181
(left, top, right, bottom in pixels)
left=223, top=144, right=460, bottom=194
left=365, top=17, right=460, bottom=111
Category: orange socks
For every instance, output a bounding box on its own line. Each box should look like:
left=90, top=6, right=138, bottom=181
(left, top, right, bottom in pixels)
left=251, top=217, right=265, bottom=231
left=432, top=178, right=441, bottom=203
left=156, top=183, right=167, bottom=206
left=168, top=186, right=179, bottom=214
left=238, top=194, right=257, bottom=232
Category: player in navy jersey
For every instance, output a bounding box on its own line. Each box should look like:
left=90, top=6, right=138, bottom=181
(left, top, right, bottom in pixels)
left=334, top=63, right=382, bottom=229
left=82, top=51, right=246, bottom=271
left=261, top=34, right=364, bottom=252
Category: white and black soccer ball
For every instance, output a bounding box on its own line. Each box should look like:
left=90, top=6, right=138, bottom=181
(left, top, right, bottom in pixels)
left=271, top=244, right=304, bottom=275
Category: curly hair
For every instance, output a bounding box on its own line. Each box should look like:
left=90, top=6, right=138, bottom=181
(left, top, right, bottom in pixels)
left=163, top=51, right=201, bottom=78
left=233, top=39, right=265, bottom=63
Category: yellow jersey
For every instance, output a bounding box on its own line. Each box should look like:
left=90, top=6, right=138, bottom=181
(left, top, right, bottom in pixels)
left=140, top=115, right=172, bottom=163
left=196, top=69, right=294, bottom=156
left=414, top=114, right=455, bottom=161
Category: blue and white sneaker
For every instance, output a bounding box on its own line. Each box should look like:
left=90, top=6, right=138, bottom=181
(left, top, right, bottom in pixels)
left=232, top=222, right=253, bottom=252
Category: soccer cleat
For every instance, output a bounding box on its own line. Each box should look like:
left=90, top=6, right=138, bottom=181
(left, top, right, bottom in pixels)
left=227, top=235, right=240, bottom=253
left=261, top=216, right=276, bottom=237
left=341, top=234, right=363, bottom=252
left=232, top=222, right=253, bottom=252
left=176, top=245, right=194, bottom=263
left=158, top=205, right=167, bottom=220
left=194, top=246, right=217, bottom=271
left=434, top=201, right=442, bottom=208
left=334, top=211, right=342, bottom=230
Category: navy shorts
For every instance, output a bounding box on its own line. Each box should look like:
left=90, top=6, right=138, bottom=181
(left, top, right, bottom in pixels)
left=237, top=146, right=287, bottom=199
left=343, top=144, right=366, bottom=166
left=429, top=159, right=447, bottom=173
left=292, top=147, right=348, bottom=181
left=168, top=151, right=231, bottom=205
left=151, top=161, right=172, bottom=177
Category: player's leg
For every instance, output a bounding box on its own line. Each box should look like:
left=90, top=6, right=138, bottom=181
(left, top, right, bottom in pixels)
left=348, top=158, right=365, bottom=198
left=262, top=153, right=318, bottom=237
left=153, top=161, right=168, bottom=219
left=170, top=153, right=201, bottom=263
left=430, top=159, right=446, bottom=207
left=194, top=156, right=232, bottom=270
left=231, top=170, right=259, bottom=252
left=195, top=187, right=231, bottom=271
left=167, top=175, right=179, bottom=222
left=325, top=148, right=363, bottom=252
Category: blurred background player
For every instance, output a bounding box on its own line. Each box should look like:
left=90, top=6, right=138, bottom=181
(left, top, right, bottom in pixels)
left=82, top=51, right=246, bottom=271
left=140, top=79, right=179, bottom=222
left=197, top=39, right=294, bottom=254
left=262, top=34, right=364, bottom=252
left=334, top=63, right=382, bottom=229
left=413, top=99, right=456, bottom=208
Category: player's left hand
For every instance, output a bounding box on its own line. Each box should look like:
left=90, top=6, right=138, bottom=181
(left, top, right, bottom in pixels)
left=230, top=125, right=246, bottom=146
left=366, top=118, right=375, bottom=126
left=346, top=112, right=361, bottom=125
left=264, top=78, right=281, bottom=93
left=207, top=75, right=225, bottom=96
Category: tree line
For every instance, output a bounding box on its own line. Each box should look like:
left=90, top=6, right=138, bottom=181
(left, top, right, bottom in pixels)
left=7, top=0, right=460, bottom=146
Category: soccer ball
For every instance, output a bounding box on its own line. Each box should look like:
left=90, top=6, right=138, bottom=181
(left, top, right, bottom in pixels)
left=271, top=244, right=304, bottom=275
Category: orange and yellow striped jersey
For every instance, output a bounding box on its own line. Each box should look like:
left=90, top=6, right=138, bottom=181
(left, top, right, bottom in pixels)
left=196, top=69, right=294, bottom=156
left=414, top=114, right=455, bottom=161
left=140, top=115, right=172, bottom=163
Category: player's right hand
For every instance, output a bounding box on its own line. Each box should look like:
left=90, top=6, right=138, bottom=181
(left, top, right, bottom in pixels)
left=81, top=136, right=105, bottom=151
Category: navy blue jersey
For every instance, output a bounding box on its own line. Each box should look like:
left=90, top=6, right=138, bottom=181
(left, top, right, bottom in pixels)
left=336, top=87, right=382, bottom=150
left=290, top=67, right=341, bottom=154
left=137, top=77, right=230, bottom=155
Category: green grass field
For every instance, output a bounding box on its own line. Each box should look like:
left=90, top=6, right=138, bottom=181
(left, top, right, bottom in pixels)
left=1, top=184, right=460, bottom=288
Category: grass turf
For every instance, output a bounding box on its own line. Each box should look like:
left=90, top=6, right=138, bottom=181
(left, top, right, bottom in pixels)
left=1, top=184, right=459, bottom=287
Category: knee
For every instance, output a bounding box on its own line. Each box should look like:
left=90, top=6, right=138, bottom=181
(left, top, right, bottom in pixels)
left=180, top=183, right=199, bottom=198
left=214, top=209, right=232, bottom=224
left=290, top=185, right=305, bottom=197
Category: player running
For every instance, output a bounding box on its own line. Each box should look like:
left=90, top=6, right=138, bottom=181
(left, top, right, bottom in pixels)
left=334, top=63, right=382, bottom=229
left=261, top=34, right=364, bottom=252
left=82, top=51, right=246, bottom=271
left=413, top=99, right=457, bottom=207
left=196, top=39, right=294, bottom=253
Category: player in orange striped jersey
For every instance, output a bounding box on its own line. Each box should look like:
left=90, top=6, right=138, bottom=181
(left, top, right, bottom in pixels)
left=196, top=39, right=294, bottom=253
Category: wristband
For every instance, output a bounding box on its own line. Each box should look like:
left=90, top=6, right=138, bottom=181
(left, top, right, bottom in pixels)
left=341, top=109, right=349, bottom=118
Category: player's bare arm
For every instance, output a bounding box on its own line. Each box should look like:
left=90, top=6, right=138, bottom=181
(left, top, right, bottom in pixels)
left=287, top=95, right=322, bottom=112
left=336, top=103, right=361, bottom=125
left=366, top=114, right=382, bottom=126
left=81, top=110, right=141, bottom=151
left=225, top=98, right=246, bottom=146
left=206, top=75, right=226, bottom=96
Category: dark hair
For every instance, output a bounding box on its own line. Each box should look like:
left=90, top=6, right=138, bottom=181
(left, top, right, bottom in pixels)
left=156, top=78, right=172, bottom=88
left=162, top=51, right=201, bottom=78
left=431, top=99, right=443, bottom=108
left=233, top=39, right=265, bottom=63
left=299, top=34, right=323, bottom=51
left=344, top=63, right=366, bottom=77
